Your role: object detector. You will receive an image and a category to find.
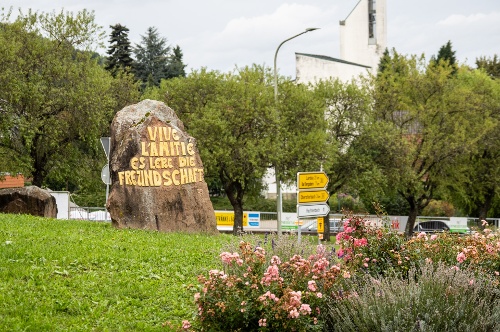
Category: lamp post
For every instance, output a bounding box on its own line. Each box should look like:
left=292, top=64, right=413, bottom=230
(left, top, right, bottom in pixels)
left=273, top=28, right=319, bottom=236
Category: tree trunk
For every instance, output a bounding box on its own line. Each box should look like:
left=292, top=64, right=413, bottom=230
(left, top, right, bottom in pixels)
left=232, top=202, right=244, bottom=236
left=478, top=188, right=495, bottom=223
left=405, top=197, right=419, bottom=237
left=30, top=135, right=47, bottom=188
left=223, top=178, right=245, bottom=236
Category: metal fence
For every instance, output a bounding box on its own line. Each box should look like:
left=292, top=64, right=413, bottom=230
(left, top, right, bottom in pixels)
left=68, top=207, right=500, bottom=230
left=70, top=207, right=110, bottom=221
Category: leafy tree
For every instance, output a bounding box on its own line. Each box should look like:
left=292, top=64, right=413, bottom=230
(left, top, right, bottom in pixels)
left=313, top=78, right=373, bottom=192
left=312, top=78, right=374, bottom=239
left=147, top=66, right=327, bottom=235
left=0, top=9, right=117, bottom=190
left=105, top=24, right=134, bottom=76
left=442, top=70, right=500, bottom=220
left=476, top=54, right=500, bottom=79
left=142, top=68, right=228, bottom=203
left=187, top=66, right=276, bottom=234
left=164, top=45, right=186, bottom=79
left=273, top=80, right=327, bottom=184
left=133, top=26, right=171, bottom=88
left=369, top=51, right=493, bottom=236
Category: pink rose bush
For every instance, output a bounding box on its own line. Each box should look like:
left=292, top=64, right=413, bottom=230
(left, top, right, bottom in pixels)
left=407, top=227, right=500, bottom=280
left=335, top=215, right=416, bottom=278
left=193, top=240, right=348, bottom=331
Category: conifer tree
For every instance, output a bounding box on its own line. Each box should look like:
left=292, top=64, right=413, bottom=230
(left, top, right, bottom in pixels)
left=133, top=26, right=171, bottom=87
left=105, top=24, right=134, bottom=76
left=432, top=40, right=457, bottom=74
left=164, top=45, right=187, bottom=79
left=436, top=40, right=457, bottom=66
left=377, top=48, right=391, bottom=73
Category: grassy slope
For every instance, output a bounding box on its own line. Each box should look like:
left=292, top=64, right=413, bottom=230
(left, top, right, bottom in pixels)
left=0, top=214, right=236, bottom=331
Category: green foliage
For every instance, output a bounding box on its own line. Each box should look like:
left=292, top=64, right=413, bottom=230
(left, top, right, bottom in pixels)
left=327, top=263, right=500, bottom=332
left=438, top=68, right=500, bottom=220
left=312, top=78, right=380, bottom=208
left=369, top=50, right=496, bottom=235
left=273, top=79, right=328, bottom=184
left=0, top=9, right=117, bottom=188
left=476, top=54, right=500, bottom=79
left=421, top=199, right=455, bottom=217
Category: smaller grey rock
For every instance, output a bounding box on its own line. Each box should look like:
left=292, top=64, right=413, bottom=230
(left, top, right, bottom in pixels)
left=0, top=186, right=57, bottom=218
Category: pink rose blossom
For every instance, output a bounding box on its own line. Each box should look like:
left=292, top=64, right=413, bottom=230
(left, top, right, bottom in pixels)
left=308, top=280, right=317, bottom=292
left=182, top=320, right=191, bottom=330
left=300, top=303, right=312, bottom=315
left=289, top=308, right=300, bottom=319
left=336, top=233, right=343, bottom=242
left=417, top=232, right=427, bottom=239
left=344, top=226, right=355, bottom=233
left=259, top=318, right=267, bottom=327
left=354, top=238, right=368, bottom=247
left=270, top=255, right=281, bottom=265
left=457, top=252, right=466, bottom=263
left=316, top=292, right=323, bottom=298
left=430, top=234, right=438, bottom=241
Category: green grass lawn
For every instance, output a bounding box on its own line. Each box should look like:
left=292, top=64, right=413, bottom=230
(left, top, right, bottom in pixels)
left=0, top=213, right=238, bottom=331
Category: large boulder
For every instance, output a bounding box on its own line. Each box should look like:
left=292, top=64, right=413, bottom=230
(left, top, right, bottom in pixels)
left=0, top=186, right=57, bottom=218
left=107, top=99, right=218, bottom=234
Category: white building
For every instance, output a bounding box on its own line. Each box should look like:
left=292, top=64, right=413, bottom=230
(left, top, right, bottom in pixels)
left=296, top=0, right=387, bottom=85
left=264, top=0, right=387, bottom=199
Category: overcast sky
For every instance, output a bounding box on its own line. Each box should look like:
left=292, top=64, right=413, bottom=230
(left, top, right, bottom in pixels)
left=3, top=0, right=499, bottom=78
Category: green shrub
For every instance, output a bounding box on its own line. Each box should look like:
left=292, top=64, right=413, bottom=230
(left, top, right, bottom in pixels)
left=325, top=262, right=500, bottom=332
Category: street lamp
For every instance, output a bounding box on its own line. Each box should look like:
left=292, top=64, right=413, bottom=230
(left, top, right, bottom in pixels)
left=273, top=27, right=319, bottom=235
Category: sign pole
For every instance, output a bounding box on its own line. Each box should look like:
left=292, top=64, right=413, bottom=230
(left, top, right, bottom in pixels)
left=100, top=137, right=111, bottom=221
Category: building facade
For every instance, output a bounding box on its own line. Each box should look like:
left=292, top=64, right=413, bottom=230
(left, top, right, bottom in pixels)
left=296, top=0, right=387, bottom=85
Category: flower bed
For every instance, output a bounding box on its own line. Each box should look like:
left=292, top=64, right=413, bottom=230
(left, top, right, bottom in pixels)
left=186, top=217, right=500, bottom=331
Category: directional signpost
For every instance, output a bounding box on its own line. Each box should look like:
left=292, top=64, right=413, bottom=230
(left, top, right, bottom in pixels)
left=297, top=172, right=329, bottom=190
left=296, top=171, right=330, bottom=243
left=297, top=203, right=330, bottom=218
left=297, top=189, right=329, bottom=204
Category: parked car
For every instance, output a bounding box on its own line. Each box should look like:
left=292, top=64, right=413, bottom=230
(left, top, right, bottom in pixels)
left=413, top=220, right=470, bottom=234
left=300, top=219, right=343, bottom=234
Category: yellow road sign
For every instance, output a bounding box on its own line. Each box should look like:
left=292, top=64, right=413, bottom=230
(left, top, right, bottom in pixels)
left=215, top=211, right=249, bottom=226
left=317, top=217, right=324, bottom=233
left=297, top=172, right=329, bottom=190
left=297, top=189, right=329, bottom=204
